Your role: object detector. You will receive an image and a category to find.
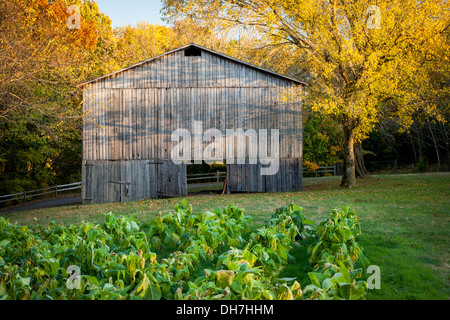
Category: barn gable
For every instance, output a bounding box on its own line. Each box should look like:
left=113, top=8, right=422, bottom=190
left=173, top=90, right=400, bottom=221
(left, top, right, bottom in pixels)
left=80, top=43, right=305, bottom=90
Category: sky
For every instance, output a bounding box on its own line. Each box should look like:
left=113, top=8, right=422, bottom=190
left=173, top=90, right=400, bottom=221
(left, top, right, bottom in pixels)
left=95, top=0, right=168, bottom=28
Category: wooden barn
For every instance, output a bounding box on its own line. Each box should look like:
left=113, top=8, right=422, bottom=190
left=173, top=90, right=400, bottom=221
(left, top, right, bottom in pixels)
left=79, top=43, right=304, bottom=204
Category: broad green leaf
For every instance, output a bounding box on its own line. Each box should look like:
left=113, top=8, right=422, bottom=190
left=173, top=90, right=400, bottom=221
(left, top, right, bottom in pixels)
left=339, top=283, right=366, bottom=300
left=0, top=239, right=10, bottom=249
left=216, top=270, right=234, bottom=289
left=175, top=267, right=189, bottom=281
left=338, top=228, right=352, bottom=243
left=30, top=291, right=41, bottom=300
left=243, top=250, right=257, bottom=267
left=187, top=281, right=198, bottom=290
left=309, top=241, right=323, bottom=262
left=241, top=268, right=262, bottom=276
left=339, top=262, right=352, bottom=283
left=277, top=284, right=293, bottom=300
left=144, top=283, right=162, bottom=300
left=308, top=272, right=329, bottom=287
left=331, top=272, right=346, bottom=284
left=227, top=261, right=239, bottom=271
left=231, top=280, right=243, bottom=293
left=321, top=278, right=335, bottom=291
left=278, top=244, right=287, bottom=260
left=262, top=289, right=277, bottom=300
left=83, top=276, right=100, bottom=288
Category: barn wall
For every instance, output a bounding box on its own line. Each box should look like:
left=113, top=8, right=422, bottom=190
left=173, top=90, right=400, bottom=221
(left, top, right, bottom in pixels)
left=82, top=86, right=302, bottom=161
left=226, top=158, right=303, bottom=193
left=82, top=46, right=303, bottom=203
left=82, top=159, right=186, bottom=204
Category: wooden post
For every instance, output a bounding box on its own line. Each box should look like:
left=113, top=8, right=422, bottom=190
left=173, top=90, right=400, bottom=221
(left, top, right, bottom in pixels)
left=55, top=185, right=58, bottom=197
left=23, top=191, right=26, bottom=203
left=394, top=159, right=398, bottom=174
left=217, top=170, right=220, bottom=183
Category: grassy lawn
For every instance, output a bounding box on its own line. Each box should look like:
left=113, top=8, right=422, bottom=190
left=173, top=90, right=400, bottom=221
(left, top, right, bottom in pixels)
left=1, top=172, right=449, bottom=300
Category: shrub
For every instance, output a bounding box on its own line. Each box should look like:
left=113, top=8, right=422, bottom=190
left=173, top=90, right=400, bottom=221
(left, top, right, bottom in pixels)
left=417, top=157, right=428, bottom=173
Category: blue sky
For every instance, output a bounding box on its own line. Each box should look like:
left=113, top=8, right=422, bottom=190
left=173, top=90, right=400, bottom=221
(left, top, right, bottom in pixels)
left=95, top=0, right=168, bottom=28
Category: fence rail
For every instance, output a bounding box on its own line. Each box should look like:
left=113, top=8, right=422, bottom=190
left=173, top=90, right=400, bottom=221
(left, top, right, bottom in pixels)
left=314, top=165, right=337, bottom=176
left=187, top=171, right=227, bottom=184
left=304, top=164, right=341, bottom=177
left=0, top=182, right=82, bottom=205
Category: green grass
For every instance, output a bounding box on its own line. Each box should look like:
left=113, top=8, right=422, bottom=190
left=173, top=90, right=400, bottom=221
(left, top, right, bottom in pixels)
left=1, top=172, right=449, bottom=300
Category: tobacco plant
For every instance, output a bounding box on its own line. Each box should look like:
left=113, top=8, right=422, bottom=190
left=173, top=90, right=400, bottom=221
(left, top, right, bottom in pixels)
left=0, top=202, right=369, bottom=300
left=304, top=206, right=369, bottom=300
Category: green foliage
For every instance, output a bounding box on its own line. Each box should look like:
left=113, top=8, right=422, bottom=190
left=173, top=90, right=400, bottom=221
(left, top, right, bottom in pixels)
left=0, top=202, right=368, bottom=300
left=0, top=113, right=82, bottom=195
left=0, top=0, right=111, bottom=196
left=303, top=113, right=342, bottom=168
left=417, top=157, right=429, bottom=173
left=304, top=206, right=369, bottom=300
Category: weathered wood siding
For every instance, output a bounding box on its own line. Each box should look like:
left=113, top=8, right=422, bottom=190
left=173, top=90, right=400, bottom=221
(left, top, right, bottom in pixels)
left=82, top=45, right=303, bottom=203
left=226, top=159, right=302, bottom=193
left=82, top=160, right=186, bottom=204
left=82, top=51, right=303, bottom=161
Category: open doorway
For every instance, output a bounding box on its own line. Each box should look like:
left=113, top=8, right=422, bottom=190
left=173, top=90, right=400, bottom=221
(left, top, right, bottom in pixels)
left=186, top=161, right=227, bottom=195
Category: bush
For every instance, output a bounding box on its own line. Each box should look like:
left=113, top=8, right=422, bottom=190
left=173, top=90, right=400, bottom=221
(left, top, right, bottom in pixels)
left=417, top=157, right=428, bottom=173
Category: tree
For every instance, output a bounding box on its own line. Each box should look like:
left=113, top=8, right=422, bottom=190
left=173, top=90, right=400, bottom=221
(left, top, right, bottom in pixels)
left=113, top=22, right=178, bottom=68
left=0, top=0, right=113, bottom=194
left=162, top=0, right=450, bottom=187
left=303, top=108, right=342, bottom=169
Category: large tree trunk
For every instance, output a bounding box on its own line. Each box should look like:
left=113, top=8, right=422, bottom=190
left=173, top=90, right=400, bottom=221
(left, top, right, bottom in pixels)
left=354, top=142, right=369, bottom=177
left=340, top=122, right=357, bottom=188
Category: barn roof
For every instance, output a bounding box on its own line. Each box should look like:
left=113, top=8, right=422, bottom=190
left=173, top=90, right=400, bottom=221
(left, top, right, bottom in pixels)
left=78, top=43, right=306, bottom=87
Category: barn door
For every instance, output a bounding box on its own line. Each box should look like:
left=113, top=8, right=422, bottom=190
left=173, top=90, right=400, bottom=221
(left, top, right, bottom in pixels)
left=108, top=161, right=130, bottom=203
left=108, top=161, right=159, bottom=202
left=155, top=160, right=187, bottom=198
left=104, top=160, right=185, bottom=202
